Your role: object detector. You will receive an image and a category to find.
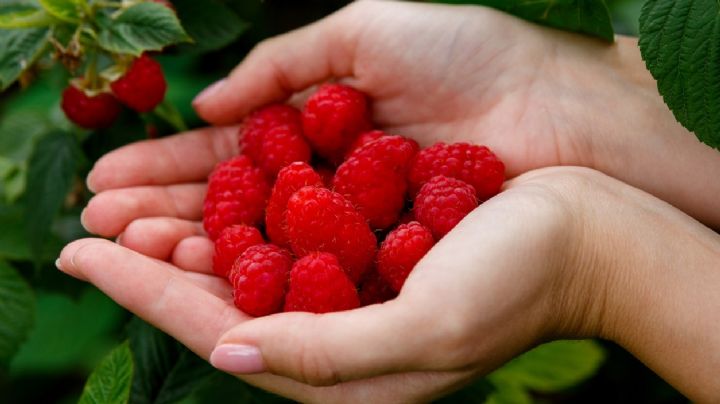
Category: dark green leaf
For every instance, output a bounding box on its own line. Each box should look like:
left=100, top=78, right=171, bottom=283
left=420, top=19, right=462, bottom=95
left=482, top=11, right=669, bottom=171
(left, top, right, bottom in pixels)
left=128, top=318, right=214, bottom=404
left=152, top=98, right=187, bottom=132
left=78, top=341, right=134, bottom=404
left=38, top=0, right=85, bottom=23
left=180, top=372, right=291, bottom=404
left=0, top=4, right=54, bottom=28
left=173, top=0, right=249, bottom=53
left=22, top=130, right=79, bottom=262
left=0, top=27, right=50, bottom=90
left=639, top=0, right=720, bottom=149
left=488, top=340, right=605, bottom=392
left=438, top=0, right=615, bottom=41
left=0, top=260, right=34, bottom=366
left=97, top=3, right=191, bottom=56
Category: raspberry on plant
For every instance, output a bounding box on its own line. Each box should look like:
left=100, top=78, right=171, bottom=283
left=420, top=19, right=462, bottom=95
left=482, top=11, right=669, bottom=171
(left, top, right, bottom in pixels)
left=265, top=162, right=324, bottom=247
left=359, top=269, right=398, bottom=306
left=302, top=83, right=371, bottom=161
left=286, top=186, right=377, bottom=283
left=414, top=175, right=478, bottom=239
left=230, top=244, right=293, bottom=317
left=61, top=84, right=121, bottom=129
left=284, top=252, right=360, bottom=313
left=345, top=130, right=384, bottom=158
left=333, top=135, right=418, bottom=230
left=203, top=155, right=270, bottom=240
left=377, top=221, right=435, bottom=292
left=409, top=142, right=505, bottom=201
left=255, top=124, right=312, bottom=178
left=212, top=225, right=264, bottom=279
left=110, top=54, right=167, bottom=112
left=239, top=104, right=302, bottom=163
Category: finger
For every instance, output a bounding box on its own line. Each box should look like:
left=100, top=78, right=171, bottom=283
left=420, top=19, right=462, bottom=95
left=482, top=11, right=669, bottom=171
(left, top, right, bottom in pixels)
left=171, top=236, right=214, bottom=274
left=58, top=238, right=246, bottom=358
left=83, top=184, right=206, bottom=237
left=87, top=126, right=238, bottom=192
left=191, top=6, right=357, bottom=125
left=117, top=218, right=204, bottom=261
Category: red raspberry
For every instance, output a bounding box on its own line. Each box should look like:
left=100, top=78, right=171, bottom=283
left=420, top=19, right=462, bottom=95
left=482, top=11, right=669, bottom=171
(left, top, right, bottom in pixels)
left=359, top=269, right=397, bottom=306
left=110, top=54, right=167, bottom=112
left=265, top=162, right=323, bottom=247
left=230, top=244, right=293, bottom=317
left=61, top=85, right=121, bottom=129
left=284, top=252, right=360, bottom=313
left=302, top=84, right=371, bottom=161
left=286, top=186, right=377, bottom=283
left=333, top=135, right=418, bottom=230
left=212, top=225, right=264, bottom=279
left=203, top=155, right=270, bottom=240
left=315, top=165, right=335, bottom=187
left=345, top=130, right=384, bottom=158
left=409, top=142, right=505, bottom=201
left=255, top=124, right=311, bottom=178
left=377, top=221, right=435, bottom=292
left=414, top=175, right=478, bottom=239
left=239, top=104, right=301, bottom=163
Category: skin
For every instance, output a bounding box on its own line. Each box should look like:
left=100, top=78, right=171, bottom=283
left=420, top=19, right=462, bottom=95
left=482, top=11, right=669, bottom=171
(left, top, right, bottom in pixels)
left=58, top=2, right=720, bottom=402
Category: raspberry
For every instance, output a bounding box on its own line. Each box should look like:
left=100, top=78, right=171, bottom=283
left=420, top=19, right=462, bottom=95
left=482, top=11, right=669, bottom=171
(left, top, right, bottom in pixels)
left=409, top=142, right=505, bottom=201
left=230, top=244, right=293, bottom=317
left=414, top=175, right=478, bottom=239
left=377, top=221, right=435, bottom=292
left=110, top=54, right=167, bottom=112
left=315, top=165, right=335, bottom=187
left=212, top=225, right=264, bottom=279
left=239, top=104, right=301, bottom=163
left=286, top=186, right=376, bottom=283
left=345, top=130, right=384, bottom=158
left=359, top=269, right=397, bottom=306
left=333, top=135, right=418, bottom=230
left=302, top=84, right=371, bottom=161
left=265, top=162, right=324, bottom=247
left=284, top=252, right=360, bottom=313
left=203, top=155, right=270, bottom=240
left=255, top=124, right=312, bottom=178
left=61, top=85, right=121, bottom=129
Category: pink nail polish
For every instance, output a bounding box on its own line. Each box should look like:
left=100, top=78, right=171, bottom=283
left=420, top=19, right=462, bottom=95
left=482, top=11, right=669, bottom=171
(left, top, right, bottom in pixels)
left=210, top=344, right=265, bottom=374
left=193, top=79, right=227, bottom=106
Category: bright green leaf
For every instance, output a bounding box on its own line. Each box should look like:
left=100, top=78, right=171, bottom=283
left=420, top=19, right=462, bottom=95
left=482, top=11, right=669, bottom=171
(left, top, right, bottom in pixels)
left=0, top=4, right=54, bottom=28
left=0, top=260, right=34, bottom=366
left=38, top=0, right=84, bottom=23
left=173, top=0, right=249, bottom=53
left=97, top=2, right=191, bottom=56
left=485, top=380, right=532, bottom=404
left=489, top=340, right=605, bottom=393
left=0, top=27, right=50, bottom=90
left=437, top=0, right=615, bottom=41
left=79, top=341, right=134, bottom=404
left=639, top=0, right=720, bottom=150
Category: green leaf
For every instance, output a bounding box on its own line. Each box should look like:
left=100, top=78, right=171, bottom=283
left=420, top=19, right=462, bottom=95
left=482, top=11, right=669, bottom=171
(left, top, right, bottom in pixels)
left=10, top=287, right=125, bottom=373
left=0, top=27, right=50, bottom=91
left=128, top=318, right=214, bottom=404
left=639, top=0, right=720, bottom=150
left=0, top=4, right=54, bottom=28
left=0, top=260, right=34, bottom=366
left=179, top=372, right=292, bottom=404
left=438, top=0, right=615, bottom=42
left=97, top=2, right=191, bottom=56
left=485, top=380, right=532, bottom=404
left=173, top=0, right=249, bottom=53
left=153, top=98, right=187, bottom=132
left=79, top=341, right=134, bottom=404
left=38, top=0, right=85, bottom=23
left=22, top=131, right=79, bottom=262
left=489, top=340, right=605, bottom=393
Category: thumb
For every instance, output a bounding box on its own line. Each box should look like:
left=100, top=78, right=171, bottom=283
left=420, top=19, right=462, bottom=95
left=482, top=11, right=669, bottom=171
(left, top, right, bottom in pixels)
left=191, top=6, right=358, bottom=125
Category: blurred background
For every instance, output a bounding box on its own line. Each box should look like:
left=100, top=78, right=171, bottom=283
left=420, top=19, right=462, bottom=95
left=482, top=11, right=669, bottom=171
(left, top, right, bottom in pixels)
left=0, top=1, right=688, bottom=403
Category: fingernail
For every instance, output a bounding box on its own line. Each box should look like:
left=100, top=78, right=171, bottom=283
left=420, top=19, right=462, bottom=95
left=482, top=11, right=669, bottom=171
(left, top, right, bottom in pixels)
left=193, top=79, right=227, bottom=106
left=210, top=344, right=265, bottom=374
left=115, top=233, right=124, bottom=245
left=80, top=209, right=89, bottom=231
left=86, top=170, right=97, bottom=193
left=55, top=258, right=63, bottom=271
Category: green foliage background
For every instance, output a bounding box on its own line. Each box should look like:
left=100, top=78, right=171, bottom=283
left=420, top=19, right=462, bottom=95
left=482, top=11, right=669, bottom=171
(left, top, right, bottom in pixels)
left=0, top=0, right=695, bottom=403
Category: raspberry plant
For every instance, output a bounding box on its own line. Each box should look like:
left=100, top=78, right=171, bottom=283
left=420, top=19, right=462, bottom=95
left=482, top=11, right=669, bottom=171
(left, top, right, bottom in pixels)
left=0, top=0, right=701, bottom=402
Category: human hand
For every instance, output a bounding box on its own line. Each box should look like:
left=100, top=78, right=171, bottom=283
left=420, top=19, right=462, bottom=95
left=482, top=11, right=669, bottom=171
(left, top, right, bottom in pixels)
left=64, top=160, right=720, bottom=402
left=187, top=0, right=720, bottom=229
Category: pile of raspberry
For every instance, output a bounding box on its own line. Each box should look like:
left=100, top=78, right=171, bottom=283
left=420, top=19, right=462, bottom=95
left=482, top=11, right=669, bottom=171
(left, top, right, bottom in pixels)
left=204, top=84, right=505, bottom=316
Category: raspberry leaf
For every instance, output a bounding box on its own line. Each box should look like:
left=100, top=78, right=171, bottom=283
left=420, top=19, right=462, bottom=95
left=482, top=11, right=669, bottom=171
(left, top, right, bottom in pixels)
left=0, top=4, right=55, bottom=29
left=639, top=0, right=720, bottom=150
left=0, top=27, right=50, bottom=91
left=38, top=0, right=85, bottom=24
left=173, top=0, right=249, bottom=54
left=78, top=341, right=134, bottom=404
left=97, top=2, right=191, bottom=56
left=0, top=260, right=34, bottom=366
